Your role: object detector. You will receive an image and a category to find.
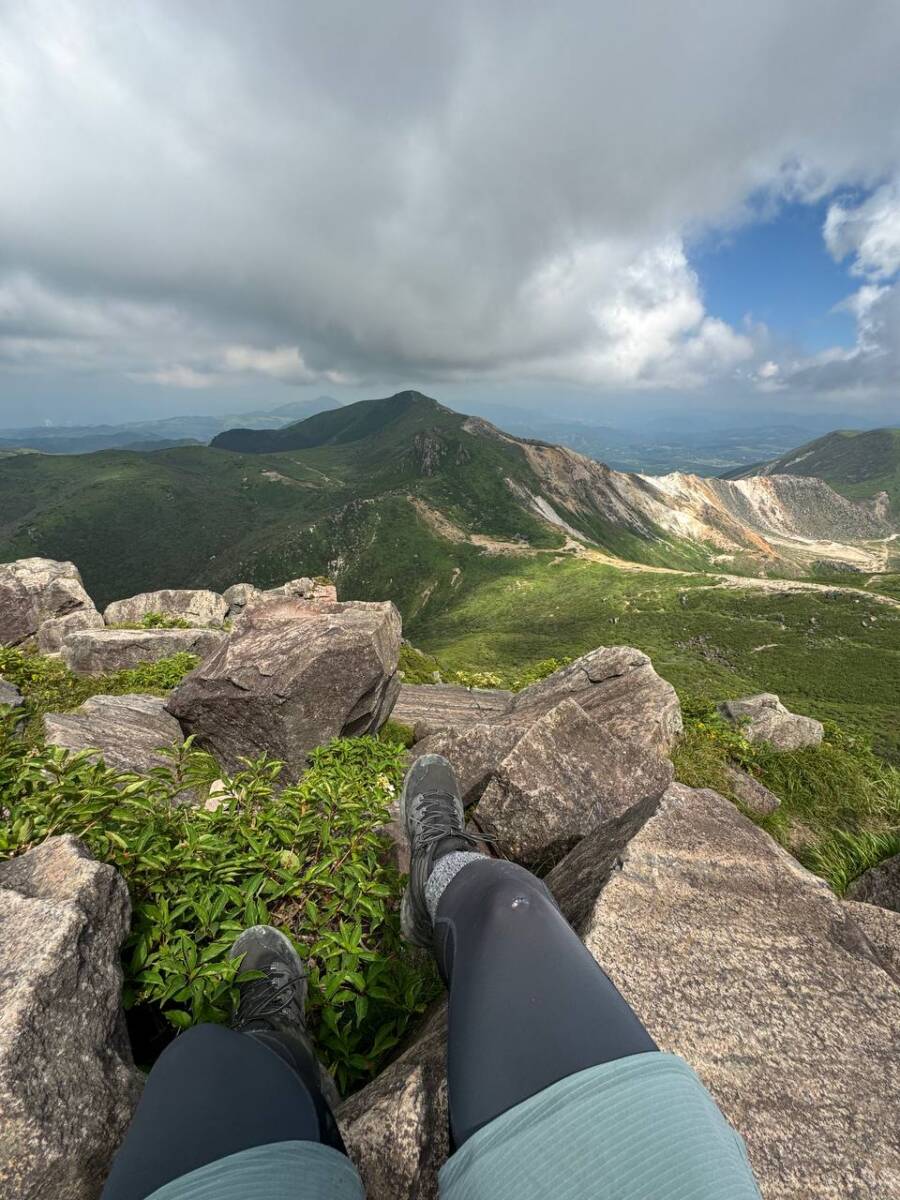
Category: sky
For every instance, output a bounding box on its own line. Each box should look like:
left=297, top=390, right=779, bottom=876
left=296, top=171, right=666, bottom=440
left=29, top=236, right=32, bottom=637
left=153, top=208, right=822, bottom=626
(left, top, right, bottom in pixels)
left=2, top=1, right=900, bottom=429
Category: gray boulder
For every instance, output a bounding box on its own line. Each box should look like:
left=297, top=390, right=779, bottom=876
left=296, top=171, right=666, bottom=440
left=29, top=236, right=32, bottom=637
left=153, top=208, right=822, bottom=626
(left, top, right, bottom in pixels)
left=391, top=682, right=513, bottom=739
left=0, top=558, right=94, bottom=647
left=62, top=627, right=225, bottom=676
left=547, top=784, right=900, bottom=1199
left=474, top=698, right=673, bottom=865
left=103, top=588, right=228, bottom=628
left=846, top=852, right=900, bottom=913
left=222, top=582, right=263, bottom=618
left=43, top=694, right=184, bottom=774
left=0, top=836, right=142, bottom=1199
left=510, top=646, right=682, bottom=754
left=0, top=677, right=25, bottom=734
left=344, top=786, right=900, bottom=1199
left=724, top=764, right=781, bottom=816
left=718, top=693, right=824, bottom=750
left=36, top=608, right=105, bottom=655
left=264, top=576, right=337, bottom=603
left=166, top=598, right=401, bottom=774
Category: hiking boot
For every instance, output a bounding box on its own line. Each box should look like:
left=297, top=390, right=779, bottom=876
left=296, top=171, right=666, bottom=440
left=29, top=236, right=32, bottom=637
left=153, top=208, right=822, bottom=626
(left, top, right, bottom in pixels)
left=229, top=924, right=308, bottom=1037
left=400, top=753, right=485, bottom=948
left=229, top=925, right=342, bottom=1124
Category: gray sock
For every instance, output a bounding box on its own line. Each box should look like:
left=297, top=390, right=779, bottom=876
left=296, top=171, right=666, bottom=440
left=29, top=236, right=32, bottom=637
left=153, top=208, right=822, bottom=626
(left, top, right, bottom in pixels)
left=425, top=850, right=486, bottom=922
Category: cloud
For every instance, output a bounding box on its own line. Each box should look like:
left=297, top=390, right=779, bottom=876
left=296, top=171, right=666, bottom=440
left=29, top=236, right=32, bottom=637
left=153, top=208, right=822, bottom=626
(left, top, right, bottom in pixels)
left=3, top=0, right=900, bottom=417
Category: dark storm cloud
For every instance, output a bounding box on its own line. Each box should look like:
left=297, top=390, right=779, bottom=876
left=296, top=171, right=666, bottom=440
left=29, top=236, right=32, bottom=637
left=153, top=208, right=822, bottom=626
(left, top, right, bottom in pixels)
left=2, top=0, right=900, bottom=421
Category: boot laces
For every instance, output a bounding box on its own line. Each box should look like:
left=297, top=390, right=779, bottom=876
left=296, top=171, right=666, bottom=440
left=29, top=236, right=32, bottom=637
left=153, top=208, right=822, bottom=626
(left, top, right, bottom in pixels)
left=415, top=790, right=495, bottom=857
left=236, top=962, right=298, bottom=1024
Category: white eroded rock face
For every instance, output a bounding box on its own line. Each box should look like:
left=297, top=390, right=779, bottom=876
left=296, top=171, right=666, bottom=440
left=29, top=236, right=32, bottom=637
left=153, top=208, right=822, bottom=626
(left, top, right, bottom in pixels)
left=0, top=837, right=143, bottom=1200
left=61, top=627, right=226, bottom=676
left=0, top=558, right=95, bottom=647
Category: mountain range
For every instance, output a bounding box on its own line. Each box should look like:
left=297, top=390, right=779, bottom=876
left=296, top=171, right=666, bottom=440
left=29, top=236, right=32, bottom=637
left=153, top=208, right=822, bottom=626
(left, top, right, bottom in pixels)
left=0, top=391, right=896, bottom=616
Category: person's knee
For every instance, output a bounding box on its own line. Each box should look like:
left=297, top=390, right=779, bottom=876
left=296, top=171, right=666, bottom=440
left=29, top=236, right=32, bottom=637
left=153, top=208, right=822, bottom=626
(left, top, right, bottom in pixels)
left=472, top=860, right=556, bottom=917
left=154, top=1022, right=237, bottom=1075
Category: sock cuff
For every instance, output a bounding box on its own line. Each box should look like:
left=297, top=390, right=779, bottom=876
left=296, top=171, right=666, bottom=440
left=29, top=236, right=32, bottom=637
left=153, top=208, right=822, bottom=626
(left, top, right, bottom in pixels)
left=425, top=850, right=486, bottom=922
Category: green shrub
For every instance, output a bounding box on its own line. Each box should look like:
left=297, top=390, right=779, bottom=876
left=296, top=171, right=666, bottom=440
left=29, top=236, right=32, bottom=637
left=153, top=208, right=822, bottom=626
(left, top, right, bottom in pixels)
left=0, top=647, right=198, bottom=743
left=138, top=611, right=191, bottom=629
left=0, top=715, right=438, bottom=1092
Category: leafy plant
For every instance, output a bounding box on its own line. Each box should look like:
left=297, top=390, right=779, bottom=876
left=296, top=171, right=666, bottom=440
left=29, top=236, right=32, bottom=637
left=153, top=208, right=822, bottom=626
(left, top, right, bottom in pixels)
left=114, top=611, right=192, bottom=629
left=0, top=647, right=198, bottom=742
left=0, top=714, right=438, bottom=1093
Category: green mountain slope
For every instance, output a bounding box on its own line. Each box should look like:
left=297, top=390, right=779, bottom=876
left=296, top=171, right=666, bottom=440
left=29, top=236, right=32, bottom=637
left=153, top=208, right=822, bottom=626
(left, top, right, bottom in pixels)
left=723, top=427, right=900, bottom=508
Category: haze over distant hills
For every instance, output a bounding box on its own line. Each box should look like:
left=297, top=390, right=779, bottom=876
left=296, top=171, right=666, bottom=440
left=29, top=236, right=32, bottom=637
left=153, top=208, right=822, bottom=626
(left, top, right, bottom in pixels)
left=0, top=396, right=342, bottom=455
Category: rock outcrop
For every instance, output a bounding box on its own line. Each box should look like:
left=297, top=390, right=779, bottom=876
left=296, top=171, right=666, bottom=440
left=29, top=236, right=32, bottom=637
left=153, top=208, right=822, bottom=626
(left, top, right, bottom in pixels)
left=36, top=608, right=105, bottom=654
left=62, top=627, right=226, bottom=676
left=411, top=647, right=678, bottom=865
left=718, top=692, right=824, bottom=750
left=343, top=785, right=900, bottom=1199
left=166, top=598, right=401, bottom=773
left=0, top=558, right=95, bottom=647
left=103, top=588, right=228, bottom=628
left=0, top=837, right=142, bottom=1200
left=44, top=694, right=184, bottom=774
left=222, top=582, right=262, bottom=618
left=724, top=764, right=781, bottom=815
left=0, top=677, right=25, bottom=733
left=391, top=682, right=513, bottom=739
left=846, top=852, right=900, bottom=913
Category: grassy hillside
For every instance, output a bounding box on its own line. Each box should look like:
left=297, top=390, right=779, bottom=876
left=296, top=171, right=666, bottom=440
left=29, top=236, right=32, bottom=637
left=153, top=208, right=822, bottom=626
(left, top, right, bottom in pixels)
left=725, top=427, right=900, bottom=507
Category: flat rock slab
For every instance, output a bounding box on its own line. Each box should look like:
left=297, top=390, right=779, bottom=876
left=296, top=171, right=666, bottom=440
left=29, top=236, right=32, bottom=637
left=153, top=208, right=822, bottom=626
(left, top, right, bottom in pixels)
left=44, top=694, right=184, bottom=774
left=62, top=627, right=225, bottom=676
left=36, top=608, right=105, bottom=655
left=391, top=682, right=513, bottom=737
left=718, top=692, right=824, bottom=751
left=0, top=678, right=24, bottom=710
left=0, top=557, right=94, bottom=647
left=103, top=588, right=228, bottom=628
left=846, top=851, right=900, bottom=913
left=0, top=836, right=142, bottom=1199
left=548, top=785, right=900, bottom=1199
left=166, top=598, right=401, bottom=774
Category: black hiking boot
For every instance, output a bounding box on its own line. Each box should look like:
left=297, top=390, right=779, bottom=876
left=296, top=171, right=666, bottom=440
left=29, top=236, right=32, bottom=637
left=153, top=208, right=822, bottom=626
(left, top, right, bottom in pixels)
left=229, top=925, right=342, bottom=1114
left=400, top=753, right=486, bottom=948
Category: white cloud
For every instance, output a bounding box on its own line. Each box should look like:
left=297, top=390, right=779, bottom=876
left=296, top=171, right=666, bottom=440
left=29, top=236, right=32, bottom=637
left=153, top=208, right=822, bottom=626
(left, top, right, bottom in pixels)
left=2, top=0, right=900, bottom=416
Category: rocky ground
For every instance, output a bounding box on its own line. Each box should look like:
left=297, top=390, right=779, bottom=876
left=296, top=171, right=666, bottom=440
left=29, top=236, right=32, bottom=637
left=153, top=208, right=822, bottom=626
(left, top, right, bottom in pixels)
left=1, top=556, right=899, bottom=1199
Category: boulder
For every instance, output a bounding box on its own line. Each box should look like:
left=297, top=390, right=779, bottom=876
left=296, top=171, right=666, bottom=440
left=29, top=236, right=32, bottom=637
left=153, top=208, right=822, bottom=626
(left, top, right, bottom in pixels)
left=222, top=582, right=263, bottom=618
left=724, top=764, right=781, bottom=816
left=0, top=677, right=24, bottom=711
left=339, top=1006, right=449, bottom=1200
left=473, top=698, right=673, bottom=865
left=343, top=786, right=900, bottom=1199
left=61, top=627, right=226, bottom=676
left=103, top=588, right=228, bottom=628
left=43, top=694, right=184, bottom=774
left=0, top=836, right=142, bottom=1199
left=36, top=608, right=105, bottom=655
left=0, top=558, right=94, bottom=647
left=264, top=576, right=337, bottom=604
left=718, top=693, right=824, bottom=750
left=846, top=852, right=900, bottom=913
left=413, top=722, right=523, bottom=806
left=165, top=598, right=401, bottom=774
left=391, top=682, right=513, bottom=739
left=547, top=784, right=900, bottom=1198
left=510, top=645, right=682, bottom=753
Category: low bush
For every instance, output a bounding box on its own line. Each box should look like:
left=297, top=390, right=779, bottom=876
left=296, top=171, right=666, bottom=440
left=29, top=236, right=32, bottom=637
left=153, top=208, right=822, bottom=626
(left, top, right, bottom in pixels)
left=673, top=696, right=900, bottom=893
left=0, top=715, right=438, bottom=1092
left=0, top=647, right=199, bottom=742
left=114, top=611, right=191, bottom=630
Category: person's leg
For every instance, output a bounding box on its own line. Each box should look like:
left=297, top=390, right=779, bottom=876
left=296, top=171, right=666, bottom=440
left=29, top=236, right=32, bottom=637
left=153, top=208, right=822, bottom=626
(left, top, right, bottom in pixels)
left=435, top=856, right=657, bottom=1145
left=399, top=755, right=657, bottom=1150
left=103, top=928, right=343, bottom=1200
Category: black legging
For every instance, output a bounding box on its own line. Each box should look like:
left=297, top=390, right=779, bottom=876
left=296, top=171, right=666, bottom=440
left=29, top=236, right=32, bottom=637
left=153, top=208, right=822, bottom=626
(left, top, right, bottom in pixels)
left=102, top=858, right=656, bottom=1199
